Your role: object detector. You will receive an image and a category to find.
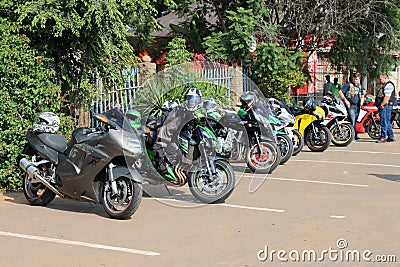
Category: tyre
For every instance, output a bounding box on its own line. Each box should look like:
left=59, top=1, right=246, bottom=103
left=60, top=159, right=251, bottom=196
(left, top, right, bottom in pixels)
left=102, top=177, right=142, bottom=220
left=397, top=118, right=400, bottom=129
left=305, top=125, right=332, bottom=152
left=366, top=120, right=381, bottom=139
left=23, top=173, right=56, bottom=206
left=189, top=160, right=235, bottom=203
left=290, top=129, right=304, bottom=156
left=276, top=135, right=294, bottom=165
left=246, top=142, right=281, bottom=173
left=330, top=123, right=355, bottom=146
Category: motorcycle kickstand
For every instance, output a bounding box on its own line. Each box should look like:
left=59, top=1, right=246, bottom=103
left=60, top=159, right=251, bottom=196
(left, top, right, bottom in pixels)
left=164, top=185, right=173, bottom=196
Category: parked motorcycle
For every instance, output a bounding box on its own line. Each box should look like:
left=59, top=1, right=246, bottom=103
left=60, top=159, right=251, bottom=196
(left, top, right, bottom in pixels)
left=19, top=109, right=144, bottom=220
left=204, top=93, right=281, bottom=173
left=356, top=98, right=381, bottom=139
left=267, top=98, right=304, bottom=156
left=320, top=93, right=355, bottom=146
left=268, top=109, right=294, bottom=165
left=129, top=107, right=236, bottom=204
left=390, top=102, right=400, bottom=128
left=289, top=98, right=332, bottom=152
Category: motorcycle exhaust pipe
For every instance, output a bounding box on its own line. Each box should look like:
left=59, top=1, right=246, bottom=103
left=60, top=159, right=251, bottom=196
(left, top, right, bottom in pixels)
left=19, top=158, right=63, bottom=197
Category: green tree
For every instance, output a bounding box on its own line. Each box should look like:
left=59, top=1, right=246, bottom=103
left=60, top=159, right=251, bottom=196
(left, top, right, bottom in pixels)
left=0, top=18, right=72, bottom=189
left=9, top=0, right=158, bottom=105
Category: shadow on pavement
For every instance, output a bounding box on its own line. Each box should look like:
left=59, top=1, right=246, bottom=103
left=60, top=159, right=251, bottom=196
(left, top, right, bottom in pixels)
left=368, top=173, right=400, bottom=182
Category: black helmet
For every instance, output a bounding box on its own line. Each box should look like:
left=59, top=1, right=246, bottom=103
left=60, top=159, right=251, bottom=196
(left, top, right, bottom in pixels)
left=303, top=98, right=317, bottom=113
left=184, top=87, right=203, bottom=111
left=240, top=91, right=258, bottom=111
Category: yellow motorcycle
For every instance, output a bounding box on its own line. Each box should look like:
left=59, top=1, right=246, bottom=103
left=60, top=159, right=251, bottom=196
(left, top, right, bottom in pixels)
left=289, top=98, right=332, bottom=152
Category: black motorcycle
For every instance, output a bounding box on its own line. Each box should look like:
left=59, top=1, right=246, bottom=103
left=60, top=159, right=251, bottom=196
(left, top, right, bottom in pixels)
left=205, top=98, right=281, bottom=173
left=19, top=108, right=144, bottom=220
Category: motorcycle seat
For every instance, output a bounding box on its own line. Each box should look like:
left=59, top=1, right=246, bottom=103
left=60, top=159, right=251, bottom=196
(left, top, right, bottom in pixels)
left=37, top=133, right=68, bottom=153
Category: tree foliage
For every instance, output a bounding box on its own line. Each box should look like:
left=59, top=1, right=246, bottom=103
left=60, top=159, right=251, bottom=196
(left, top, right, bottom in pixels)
left=10, top=0, right=158, bottom=105
left=0, top=18, right=73, bottom=189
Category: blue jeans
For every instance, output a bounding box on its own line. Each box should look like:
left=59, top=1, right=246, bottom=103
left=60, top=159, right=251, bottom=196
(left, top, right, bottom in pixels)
left=379, top=105, right=394, bottom=139
left=347, top=106, right=359, bottom=136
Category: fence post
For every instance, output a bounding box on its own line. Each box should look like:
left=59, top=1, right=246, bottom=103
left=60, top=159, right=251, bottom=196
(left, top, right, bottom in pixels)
left=230, top=65, right=244, bottom=107
left=137, top=56, right=156, bottom=85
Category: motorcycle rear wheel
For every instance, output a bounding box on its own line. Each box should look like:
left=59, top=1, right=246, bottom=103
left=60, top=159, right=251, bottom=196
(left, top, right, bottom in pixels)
left=277, top=135, right=294, bottom=165
left=246, top=142, right=281, bottom=173
left=305, top=125, right=332, bottom=152
left=189, top=160, right=235, bottom=203
left=102, top=177, right=142, bottom=220
left=291, top=129, right=304, bottom=156
left=330, top=123, right=355, bottom=146
left=23, top=173, right=56, bottom=206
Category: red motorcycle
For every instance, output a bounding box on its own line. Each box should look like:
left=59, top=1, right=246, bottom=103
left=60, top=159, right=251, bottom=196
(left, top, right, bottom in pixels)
left=356, top=100, right=381, bottom=139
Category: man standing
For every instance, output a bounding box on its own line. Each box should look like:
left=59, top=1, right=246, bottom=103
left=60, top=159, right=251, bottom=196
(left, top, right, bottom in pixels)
left=330, top=77, right=342, bottom=98
left=323, top=75, right=332, bottom=96
left=375, top=74, right=396, bottom=143
left=338, top=72, right=365, bottom=141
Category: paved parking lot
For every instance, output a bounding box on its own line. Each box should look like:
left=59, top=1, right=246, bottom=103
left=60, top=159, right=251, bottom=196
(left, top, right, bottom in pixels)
left=1, top=131, right=399, bottom=266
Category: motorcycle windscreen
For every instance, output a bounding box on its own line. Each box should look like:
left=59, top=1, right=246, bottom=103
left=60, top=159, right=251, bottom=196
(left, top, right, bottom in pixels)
left=252, top=101, right=276, bottom=142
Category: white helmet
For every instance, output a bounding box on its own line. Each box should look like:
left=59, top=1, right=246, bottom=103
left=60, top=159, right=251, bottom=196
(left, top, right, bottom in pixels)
left=161, top=100, right=178, bottom=113
left=33, top=112, right=60, bottom=134
left=184, top=87, right=203, bottom=112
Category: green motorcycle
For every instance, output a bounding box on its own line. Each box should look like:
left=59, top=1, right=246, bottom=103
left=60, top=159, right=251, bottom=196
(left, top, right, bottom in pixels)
left=128, top=109, right=236, bottom=204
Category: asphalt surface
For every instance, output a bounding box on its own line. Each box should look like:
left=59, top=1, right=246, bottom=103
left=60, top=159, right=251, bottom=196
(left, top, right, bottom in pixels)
left=1, top=131, right=399, bottom=266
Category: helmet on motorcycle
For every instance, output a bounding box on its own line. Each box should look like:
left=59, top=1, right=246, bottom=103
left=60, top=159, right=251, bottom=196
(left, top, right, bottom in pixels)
left=321, top=96, right=333, bottom=106
left=184, top=87, right=203, bottom=112
left=126, top=109, right=141, bottom=128
left=240, top=91, right=258, bottom=111
left=203, top=98, right=217, bottom=113
left=33, top=112, right=60, bottom=134
left=161, top=100, right=178, bottom=113
left=267, top=98, right=282, bottom=114
left=303, top=98, right=317, bottom=113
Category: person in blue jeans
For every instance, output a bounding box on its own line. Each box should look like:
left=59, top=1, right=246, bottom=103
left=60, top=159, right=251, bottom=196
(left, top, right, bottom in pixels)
left=338, top=72, right=366, bottom=141
left=375, top=74, right=396, bottom=143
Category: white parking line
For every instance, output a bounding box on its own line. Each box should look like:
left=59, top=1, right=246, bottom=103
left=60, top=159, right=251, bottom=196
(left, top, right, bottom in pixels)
left=0, top=231, right=160, bottom=256
left=147, top=197, right=285, bottom=213
left=330, top=215, right=346, bottom=219
left=291, top=159, right=400, bottom=168
left=329, top=149, right=400, bottom=155
left=241, top=175, right=369, bottom=187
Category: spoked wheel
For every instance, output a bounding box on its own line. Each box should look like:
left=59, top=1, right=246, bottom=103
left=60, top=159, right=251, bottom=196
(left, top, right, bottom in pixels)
left=246, top=142, right=281, bottom=173
left=23, top=168, right=56, bottom=206
left=366, top=120, right=381, bottom=139
left=276, top=135, right=294, bottom=165
left=291, top=129, right=304, bottom=156
left=305, top=125, right=332, bottom=152
left=103, top=177, right=142, bottom=220
left=330, top=123, right=355, bottom=146
left=189, top=160, right=235, bottom=203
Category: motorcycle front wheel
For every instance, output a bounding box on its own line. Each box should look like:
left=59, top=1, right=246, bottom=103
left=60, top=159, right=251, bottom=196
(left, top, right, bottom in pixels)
left=188, top=160, right=235, bottom=203
left=330, top=123, right=355, bottom=146
left=246, top=142, right=281, bottom=173
left=102, top=177, right=142, bottom=220
left=366, top=120, right=381, bottom=139
left=277, top=135, right=294, bottom=165
left=305, top=125, right=332, bottom=152
left=291, top=129, right=304, bottom=156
